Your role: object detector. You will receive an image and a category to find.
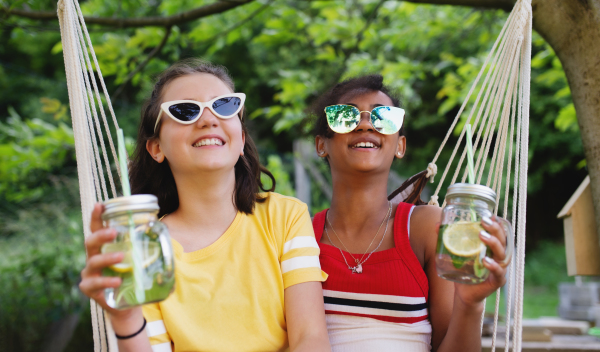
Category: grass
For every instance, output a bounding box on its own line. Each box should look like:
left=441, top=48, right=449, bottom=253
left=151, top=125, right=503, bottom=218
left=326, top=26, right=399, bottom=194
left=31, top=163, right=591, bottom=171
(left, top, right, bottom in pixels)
left=485, top=241, right=571, bottom=319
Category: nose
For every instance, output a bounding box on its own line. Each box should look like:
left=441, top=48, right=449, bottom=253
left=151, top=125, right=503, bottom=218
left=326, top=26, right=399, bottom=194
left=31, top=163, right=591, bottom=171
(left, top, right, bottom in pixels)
left=195, top=107, right=219, bottom=129
left=354, top=111, right=374, bottom=132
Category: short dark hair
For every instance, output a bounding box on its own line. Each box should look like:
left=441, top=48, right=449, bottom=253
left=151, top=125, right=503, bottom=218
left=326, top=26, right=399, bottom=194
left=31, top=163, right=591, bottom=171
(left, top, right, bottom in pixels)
left=129, top=58, right=275, bottom=216
left=311, top=74, right=404, bottom=138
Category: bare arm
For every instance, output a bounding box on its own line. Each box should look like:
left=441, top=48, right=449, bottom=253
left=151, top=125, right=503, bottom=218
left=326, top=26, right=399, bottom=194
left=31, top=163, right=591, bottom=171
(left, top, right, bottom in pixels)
left=413, top=206, right=508, bottom=352
left=284, top=281, right=331, bottom=352
left=79, top=204, right=153, bottom=352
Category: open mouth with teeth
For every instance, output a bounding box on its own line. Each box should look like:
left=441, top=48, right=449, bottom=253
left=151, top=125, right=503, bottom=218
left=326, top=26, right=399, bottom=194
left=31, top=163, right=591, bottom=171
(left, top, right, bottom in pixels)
left=351, top=141, right=379, bottom=149
left=192, top=138, right=225, bottom=147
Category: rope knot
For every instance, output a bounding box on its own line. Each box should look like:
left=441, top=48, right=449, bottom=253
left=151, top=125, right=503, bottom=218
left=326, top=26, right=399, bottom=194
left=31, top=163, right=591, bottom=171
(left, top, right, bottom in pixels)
left=428, top=195, right=440, bottom=207
left=426, top=162, right=437, bottom=183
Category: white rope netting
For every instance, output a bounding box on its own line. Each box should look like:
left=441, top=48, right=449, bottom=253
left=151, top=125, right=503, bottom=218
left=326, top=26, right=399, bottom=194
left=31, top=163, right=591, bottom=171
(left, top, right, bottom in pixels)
left=57, top=0, right=532, bottom=350
left=58, top=0, right=121, bottom=350
left=425, top=0, right=532, bottom=350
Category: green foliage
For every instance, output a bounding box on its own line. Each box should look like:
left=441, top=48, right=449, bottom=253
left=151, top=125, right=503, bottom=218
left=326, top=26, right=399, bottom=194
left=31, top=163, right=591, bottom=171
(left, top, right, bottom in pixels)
left=0, top=107, right=74, bottom=202
left=0, top=178, right=87, bottom=352
left=261, top=154, right=295, bottom=197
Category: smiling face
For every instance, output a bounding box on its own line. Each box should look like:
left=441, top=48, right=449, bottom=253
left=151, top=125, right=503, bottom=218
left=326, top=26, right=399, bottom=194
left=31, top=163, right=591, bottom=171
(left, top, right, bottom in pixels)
left=316, top=90, right=406, bottom=176
left=147, top=73, right=245, bottom=177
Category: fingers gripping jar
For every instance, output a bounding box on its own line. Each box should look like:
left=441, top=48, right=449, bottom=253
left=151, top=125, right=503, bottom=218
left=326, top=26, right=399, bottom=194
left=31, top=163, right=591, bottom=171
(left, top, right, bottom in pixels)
left=101, top=195, right=175, bottom=309
left=435, top=183, right=513, bottom=284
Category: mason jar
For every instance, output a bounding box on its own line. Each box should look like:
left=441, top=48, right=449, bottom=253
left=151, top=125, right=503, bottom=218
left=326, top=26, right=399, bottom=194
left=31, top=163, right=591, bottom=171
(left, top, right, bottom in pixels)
left=101, top=195, right=175, bottom=309
left=435, top=183, right=513, bottom=284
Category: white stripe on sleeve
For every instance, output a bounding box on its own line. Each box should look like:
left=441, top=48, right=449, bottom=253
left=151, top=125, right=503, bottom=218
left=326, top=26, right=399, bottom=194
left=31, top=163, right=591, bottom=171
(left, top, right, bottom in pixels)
left=146, top=320, right=167, bottom=337
left=281, top=256, right=321, bottom=274
left=283, top=236, right=319, bottom=254
left=151, top=342, right=172, bottom=352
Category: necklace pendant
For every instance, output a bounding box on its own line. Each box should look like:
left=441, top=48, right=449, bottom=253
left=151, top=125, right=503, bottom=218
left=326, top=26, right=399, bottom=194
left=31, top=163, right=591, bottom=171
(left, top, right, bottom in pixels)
left=351, top=264, right=363, bottom=274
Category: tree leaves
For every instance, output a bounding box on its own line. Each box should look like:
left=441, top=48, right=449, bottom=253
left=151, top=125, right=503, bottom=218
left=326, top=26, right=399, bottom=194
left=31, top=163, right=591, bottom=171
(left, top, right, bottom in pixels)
left=0, top=108, right=74, bottom=202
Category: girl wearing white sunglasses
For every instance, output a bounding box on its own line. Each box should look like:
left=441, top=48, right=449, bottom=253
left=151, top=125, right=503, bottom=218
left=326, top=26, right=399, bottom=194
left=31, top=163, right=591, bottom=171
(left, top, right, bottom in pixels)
left=79, top=59, right=330, bottom=352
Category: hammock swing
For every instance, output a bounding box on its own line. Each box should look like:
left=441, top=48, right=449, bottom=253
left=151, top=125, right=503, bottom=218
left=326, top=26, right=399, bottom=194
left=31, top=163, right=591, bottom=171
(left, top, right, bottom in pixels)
left=57, top=0, right=532, bottom=350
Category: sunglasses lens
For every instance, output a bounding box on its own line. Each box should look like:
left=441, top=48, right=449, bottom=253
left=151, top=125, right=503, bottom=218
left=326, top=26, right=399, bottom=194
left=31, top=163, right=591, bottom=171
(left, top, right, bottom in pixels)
left=325, top=105, right=360, bottom=133
left=371, top=106, right=405, bottom=134
left=212, top=96, right=242, bottom=117
left=169, top=103, right=201, bottom=122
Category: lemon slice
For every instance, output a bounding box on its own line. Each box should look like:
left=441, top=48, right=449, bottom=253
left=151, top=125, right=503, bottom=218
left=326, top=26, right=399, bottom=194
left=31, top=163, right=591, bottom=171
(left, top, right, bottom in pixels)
left=102, top=242, right=161, bottom=273
left=442, top=221, right=485, bottom=257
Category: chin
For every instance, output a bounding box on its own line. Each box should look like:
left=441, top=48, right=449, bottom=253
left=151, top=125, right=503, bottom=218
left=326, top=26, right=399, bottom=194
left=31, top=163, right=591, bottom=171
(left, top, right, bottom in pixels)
left=348, top=161, right=382, bottom=173
left=193, top=158, right=237, bottom=172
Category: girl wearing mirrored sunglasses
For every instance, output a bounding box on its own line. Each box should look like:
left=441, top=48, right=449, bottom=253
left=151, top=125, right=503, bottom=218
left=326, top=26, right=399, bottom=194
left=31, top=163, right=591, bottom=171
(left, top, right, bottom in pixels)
left=311, top=75, right=508, bottom=351
left=79, top=59, right=330, bottom=352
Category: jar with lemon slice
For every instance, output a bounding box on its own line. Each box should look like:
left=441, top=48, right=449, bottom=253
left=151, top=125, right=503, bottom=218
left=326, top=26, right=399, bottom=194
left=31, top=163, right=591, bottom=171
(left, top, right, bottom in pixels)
left=101, top=195, right=175, bottom=309
left=436, top=184, right=513, bottom=284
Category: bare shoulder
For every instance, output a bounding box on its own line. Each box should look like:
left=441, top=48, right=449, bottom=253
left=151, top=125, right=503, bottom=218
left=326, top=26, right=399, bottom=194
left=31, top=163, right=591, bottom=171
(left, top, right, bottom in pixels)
left=411, top=204, right=442, bottom=233
left=409, top=205, right=442, bottom=265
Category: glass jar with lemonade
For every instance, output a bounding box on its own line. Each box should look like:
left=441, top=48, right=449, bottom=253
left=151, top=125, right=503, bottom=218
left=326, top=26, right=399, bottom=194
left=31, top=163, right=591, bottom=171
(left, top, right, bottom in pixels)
left=435, top=183, right=513, bottom=284
left=101, top=195, right=175, bottom=309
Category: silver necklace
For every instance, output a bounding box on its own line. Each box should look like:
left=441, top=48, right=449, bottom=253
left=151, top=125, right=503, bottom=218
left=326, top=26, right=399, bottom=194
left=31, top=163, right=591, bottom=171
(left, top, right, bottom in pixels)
left=324, top=201, right=392, bottom=274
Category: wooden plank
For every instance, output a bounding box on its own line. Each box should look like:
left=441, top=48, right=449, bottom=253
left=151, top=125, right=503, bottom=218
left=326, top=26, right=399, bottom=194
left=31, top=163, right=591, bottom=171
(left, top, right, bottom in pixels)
left=558, top=176, right=590, bottom=218
left=564, top=216, right=577, bottom=276
left=482, top=334, right=600, bottom=352
left=523, top=317, right=590, bottom=335
left=572, top=184, right=600, bottom=275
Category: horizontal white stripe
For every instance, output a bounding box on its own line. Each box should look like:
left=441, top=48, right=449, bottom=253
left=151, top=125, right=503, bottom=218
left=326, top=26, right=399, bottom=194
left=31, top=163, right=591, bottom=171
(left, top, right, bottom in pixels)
left=281, top=256, right=321, bottom=274
left=325, top=303, right=428, bottom=318
left=146, top=320, right=166, bottom=337
left=326, top=314, right=432, bottom=332
left=151, top=342, right=172, bottom=352
left=283, top=236, right=319, bottom=254
left=323, top=289, right=426, bottom=305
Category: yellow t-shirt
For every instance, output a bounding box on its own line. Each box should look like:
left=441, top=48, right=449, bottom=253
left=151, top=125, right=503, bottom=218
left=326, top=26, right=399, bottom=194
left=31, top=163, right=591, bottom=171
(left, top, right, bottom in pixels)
left=142, top=192, right=327, bottom=352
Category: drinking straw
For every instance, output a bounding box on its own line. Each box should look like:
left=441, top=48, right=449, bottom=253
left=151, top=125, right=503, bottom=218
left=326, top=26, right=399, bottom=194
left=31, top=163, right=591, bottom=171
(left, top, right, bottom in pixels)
left=465, top=124, right=476, bottom=184
left=117, top=129, right=145, bottom=304
left=465, top=124, right=479, bottom=224
left=117, top=129, right=131, bottom=196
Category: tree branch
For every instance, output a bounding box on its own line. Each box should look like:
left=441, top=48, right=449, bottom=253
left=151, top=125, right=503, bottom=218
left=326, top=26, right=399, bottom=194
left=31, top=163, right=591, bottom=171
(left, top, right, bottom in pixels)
left=112, top=26, right=173, bottom=99
left=1, top=0, right=254, bottom=28
left=202, top=0, right=273, bottom=43
left=403, top=0, right=515, bottom=11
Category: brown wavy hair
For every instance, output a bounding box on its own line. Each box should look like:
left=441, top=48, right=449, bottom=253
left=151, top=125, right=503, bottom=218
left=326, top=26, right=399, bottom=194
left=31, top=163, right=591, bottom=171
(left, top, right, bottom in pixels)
left=129, top=58, right=275, bottom=216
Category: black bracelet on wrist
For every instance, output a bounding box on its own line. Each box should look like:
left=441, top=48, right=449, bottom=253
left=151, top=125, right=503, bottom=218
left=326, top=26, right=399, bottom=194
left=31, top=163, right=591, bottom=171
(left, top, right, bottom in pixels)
left=115, top=317, right=147, bottom=340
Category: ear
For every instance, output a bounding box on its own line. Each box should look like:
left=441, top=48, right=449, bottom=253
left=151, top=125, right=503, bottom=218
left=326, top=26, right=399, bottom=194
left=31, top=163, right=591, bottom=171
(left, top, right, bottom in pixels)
left=146, top=139, right=165, bottom=163
left=240, top=130, right=246, bottom=156
left=315, top=135, right=328, bottom=158
left=395, top=135, right=406, bottom=159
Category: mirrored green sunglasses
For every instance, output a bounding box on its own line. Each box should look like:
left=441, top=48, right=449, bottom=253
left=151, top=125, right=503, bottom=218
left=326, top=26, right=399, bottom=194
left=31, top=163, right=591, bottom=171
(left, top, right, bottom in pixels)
left=324, top=104, right=405, bottom=135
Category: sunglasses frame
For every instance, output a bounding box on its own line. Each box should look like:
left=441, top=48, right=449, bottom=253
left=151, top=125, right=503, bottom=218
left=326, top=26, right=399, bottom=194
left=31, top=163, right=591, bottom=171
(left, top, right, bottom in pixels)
left=324, top=104, right=405, bottom=135
left=154, top=93, right=246, bottom=133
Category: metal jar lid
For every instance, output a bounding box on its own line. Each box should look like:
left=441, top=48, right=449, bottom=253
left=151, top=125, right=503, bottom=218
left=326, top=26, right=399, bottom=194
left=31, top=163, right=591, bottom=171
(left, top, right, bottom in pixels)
left=102, top=194, right=159, bottom=219
left=446, top=183, right=497, bottom=205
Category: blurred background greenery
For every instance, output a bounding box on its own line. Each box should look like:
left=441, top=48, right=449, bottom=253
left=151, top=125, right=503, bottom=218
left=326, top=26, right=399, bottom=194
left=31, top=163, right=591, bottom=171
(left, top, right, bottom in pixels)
left=0, top=0, right=585, bottom=350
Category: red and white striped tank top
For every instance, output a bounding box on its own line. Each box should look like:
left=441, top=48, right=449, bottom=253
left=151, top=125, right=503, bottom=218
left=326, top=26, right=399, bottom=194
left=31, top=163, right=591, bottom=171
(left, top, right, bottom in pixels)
left=313, top=202, right=432, bottom=351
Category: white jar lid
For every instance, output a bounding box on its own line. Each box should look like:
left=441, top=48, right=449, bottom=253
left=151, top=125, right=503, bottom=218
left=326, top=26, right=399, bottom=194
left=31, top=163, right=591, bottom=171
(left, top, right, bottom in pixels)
left=102, top=194, right=159, bottom=219
left=446, top=183, right=497, bottom=205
